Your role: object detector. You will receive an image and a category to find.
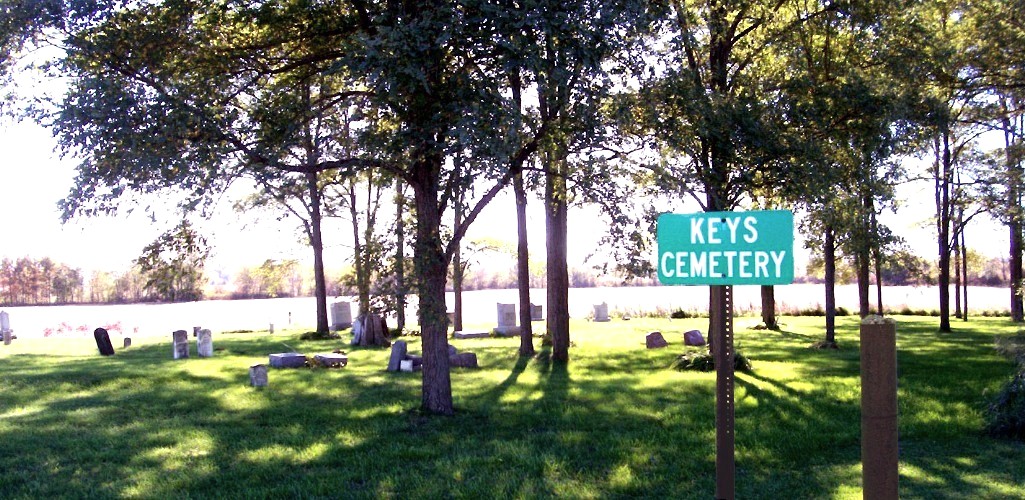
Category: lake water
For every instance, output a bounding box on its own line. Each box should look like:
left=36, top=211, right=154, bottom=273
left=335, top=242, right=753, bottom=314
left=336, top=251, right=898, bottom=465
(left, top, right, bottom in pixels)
left=0, top=284, right=1011, bottom=340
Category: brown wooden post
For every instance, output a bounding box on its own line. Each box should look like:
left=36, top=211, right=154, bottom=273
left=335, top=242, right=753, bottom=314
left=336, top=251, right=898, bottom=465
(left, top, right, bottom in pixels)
left=712, top=285, right=735, bottom=500
left=860, top=316, right=899, bottom=500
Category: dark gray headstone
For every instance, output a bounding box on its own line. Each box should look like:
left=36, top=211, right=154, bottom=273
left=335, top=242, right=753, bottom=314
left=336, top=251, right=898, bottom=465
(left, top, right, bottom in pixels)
left=388, top=341, right=408, bottom=372
left=269, top=352, right=307, bottom=368
left=530, top=303, right=543, bottom=321
left=193, top=326, right=201, bottom=338
left=250, top=364, right=268, bottom=387
left=646, top=331, right=669, bottom=349
left=447, top=345, right=458, bottom=356
left=172, top=330, right=189, bottom=359
left=449, top=352, right=478, bottom=368
left=684, top=330, right=706, bottom=346
left=123, top=337, right=132, bottom=348
left=93, top=328, right=115, bottom=356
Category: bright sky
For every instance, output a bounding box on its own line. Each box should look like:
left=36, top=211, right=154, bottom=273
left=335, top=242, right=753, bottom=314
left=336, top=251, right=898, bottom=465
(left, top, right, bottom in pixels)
left=0, top=114, right=1011, bottom=280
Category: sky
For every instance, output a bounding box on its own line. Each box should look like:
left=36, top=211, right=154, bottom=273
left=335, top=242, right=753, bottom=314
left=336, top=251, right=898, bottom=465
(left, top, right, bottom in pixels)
left=0, top=114, right=1011, bottom=282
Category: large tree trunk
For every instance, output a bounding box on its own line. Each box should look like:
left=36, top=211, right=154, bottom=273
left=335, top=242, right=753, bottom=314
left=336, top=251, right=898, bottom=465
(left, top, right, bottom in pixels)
left=1005, top=111, right=1024, bottom=322
left=307, top=170, right=329, bottom=335
left=515, top=172, right=535, bottom=356
left=937, top=130, right=953, bottom=332
left=856, top=252, right=871, bottom=318
left=395, top=178, right=407, bottom=332
left=960, top=210, right=969, bottom=322
left=412, top=167, right=454, bottom=415
left=824, top=224, right=837, bottom=345
left=760, top=285, right=778, bottom=330
left=546, top=151, right=570, bottom=363
left=954, top=229, right=962, bottom=319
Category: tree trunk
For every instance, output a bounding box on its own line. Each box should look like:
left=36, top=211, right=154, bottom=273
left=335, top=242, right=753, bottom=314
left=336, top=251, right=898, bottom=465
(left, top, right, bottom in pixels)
left=348, top=182, right=371, bottom=316
left=515, top=172, right=535, bottom=356
left=412, top=169, right=454, bottom=415
left=395, top=178, right=407, bottom=332
left=453, top=184, right=464, bottom=333
left=824, top=224, right=837, bottom=345
left=961, top=215, right=969, bottom=322
left=1005, top=111, right=1024, bottom=322
left=307, top=170, right=329, bottom=335
left=760, top=285, right=778, bottom=330
left=937, top=129, right=952, bottom=332
left=954, top=228, right=962, bottom=319
left=546, top=150, right=570, bottom=363
left=857, top=252, right=871, bottom=318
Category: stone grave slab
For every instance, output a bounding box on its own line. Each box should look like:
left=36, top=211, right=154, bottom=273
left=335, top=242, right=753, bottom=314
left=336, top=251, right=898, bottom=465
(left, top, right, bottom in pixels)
left=493, top=303, right=520, bottom=336
left=314, top=353, right=349, bottom=368
left=387, top=340, right=408, bottom=372
left=450, top=352, right=479, bottom=368
left=530, top=303, right=544, bottom=321
left=593, top=302, right=610, bottom=322
left=123, top=337, right=132, bottom=348
left=269, top=352, right=307, bottom=368
left=331, top=301, right=353, bottom=331
left=453, top=331, right=489, bottom=339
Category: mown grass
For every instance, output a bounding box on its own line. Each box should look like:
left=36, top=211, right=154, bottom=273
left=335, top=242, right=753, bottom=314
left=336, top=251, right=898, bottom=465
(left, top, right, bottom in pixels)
left=1, top=315, right=1023, bottom=498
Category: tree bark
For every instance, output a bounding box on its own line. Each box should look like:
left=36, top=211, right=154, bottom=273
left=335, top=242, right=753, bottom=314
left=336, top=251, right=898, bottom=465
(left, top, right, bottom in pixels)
left=937, top=129, right=952, bottom=332
left=824, top=224, right=837, bottom=345
left=515, top=172, right=535, bottom=356
left=953, top=227, right=962, bottom=319
left=453, top=180, right=464, bottom=333
left=348, top=181, right=371, bottom=316
left=546, top=150, right=570, bottom=363
left=412, top=164, right=454, bottom=415
left=1005, top=110, right=1024, bottom=322
left=307, top=172, right=329, bottom=335
left=395, top=178, right=407, bottom=332
left=760, top=285, right=778, bottom=330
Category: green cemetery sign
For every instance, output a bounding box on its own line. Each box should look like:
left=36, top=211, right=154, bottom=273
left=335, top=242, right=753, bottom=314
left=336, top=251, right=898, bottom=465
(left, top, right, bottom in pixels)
left=657, top=210, right=795, bottom=286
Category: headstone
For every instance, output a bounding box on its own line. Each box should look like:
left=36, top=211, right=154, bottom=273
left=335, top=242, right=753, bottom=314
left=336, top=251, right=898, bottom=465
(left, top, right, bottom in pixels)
left=388, top=340, right=408, bottom=372
left=197, top=329, right=213, bottom=357
left=314, top=353, right=348, bottom=367
left=269, top=352, right=307, bottom=368
left=684, top=330, right=706, bottom=346
left=172, top=330, right=189, bottom=359
left=448, top=345, right=458, bottom=356
left=123, top=337, right=132, bottom=348
left=646, top=331, right=669, bottom=349
left=453, top=331, right=489, bottom=339
left=193, top=326, right=201, bottom=338
left=593, top=303, right=610, bottom=322
left=400, top=359, right=413, bottom=372
left=530, top=303, right=543, bottom=321
left=250, top=364, right=268, bottom=387
left=93, top=328, right=115, bottom=356
left=269, top=323, right=275, bottom=334
left=1, top=311, right=10, bottom=345
left=331, top=301, right=353, bottom=330
left=449, top=352, right=479, bottom=368
left=350, top=317, right=364, bottom=345
left=494, top=303, right=520, bottom=336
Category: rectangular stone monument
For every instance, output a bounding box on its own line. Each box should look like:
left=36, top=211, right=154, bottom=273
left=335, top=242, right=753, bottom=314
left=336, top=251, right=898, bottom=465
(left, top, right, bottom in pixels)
left=269, top=352, right=307, bottom=368
left=593, top=302, right=610, bottom=322
left=493, top=303, right=520, bottom=336
left=172, top=330, right=189, bottom=359
left=400, top=359, right=414, bottom=372
left=530, top=303, right=543, bottom=321
left=331, top=301, right=353, bottom=330
left=387, top=340, right=408, bottom=372
left=250, top=364, right=268, bottom=387
left=193, top=326, right=201, bottom=338
left=123, top=337, right=132, bottom=348
left=453, top=331, right=490, bottom=339
left=197, top=329, right=213, bottom=357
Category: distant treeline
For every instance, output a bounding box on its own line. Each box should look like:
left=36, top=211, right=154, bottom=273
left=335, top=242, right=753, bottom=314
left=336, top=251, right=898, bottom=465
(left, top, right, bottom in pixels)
left=1, top=251, right=1014, bottom=307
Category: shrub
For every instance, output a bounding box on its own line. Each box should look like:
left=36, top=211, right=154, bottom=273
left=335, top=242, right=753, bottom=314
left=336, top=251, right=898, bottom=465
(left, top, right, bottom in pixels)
left=985, top=368, right=1025, bottom=441
left=836, top=306, right=850, bottom=316
left=670, top=350, right=752, bottom=373
left=670, top=309, right=690, bottom=319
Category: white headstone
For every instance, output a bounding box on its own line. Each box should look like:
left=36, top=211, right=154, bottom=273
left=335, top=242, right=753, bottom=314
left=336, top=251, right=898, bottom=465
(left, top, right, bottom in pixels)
left=0, top=311, right=9, bottom=332
left=331, top=301, right=353, bottom=330
left=593, top=303, right=610, bottom=322
left=494, top=303, right=520, bottom=336
left=250, top=364, right=268, bottom=387
left=197, top=329, right=213, bottom=357
left=400, top=359, right=413, bottom=372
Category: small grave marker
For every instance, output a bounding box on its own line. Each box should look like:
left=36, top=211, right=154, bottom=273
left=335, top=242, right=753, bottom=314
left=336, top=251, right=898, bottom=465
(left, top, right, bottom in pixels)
left=123, top=337, right=132, bottom=348
left=646, top=331, right=669, bottom=349
left=331, top=301, right=353, bottom=330
left=250, top=364, right=268, bottom=387
left=494, top=303, right=520, bottom=336
left=197, top=329, right=213, bottom=357
left=172, top=330, right=189, bottom=359
left=1, top=311, right=11, bottom=345
left=269, top=352, right=306, bottom=368
left=93, top=328, right=115, bottom=356
left=387, top=341, right=408, bottom=372
left=530, top=303, right=543, bottom=321
left=593, top=303, right=610, bottom=322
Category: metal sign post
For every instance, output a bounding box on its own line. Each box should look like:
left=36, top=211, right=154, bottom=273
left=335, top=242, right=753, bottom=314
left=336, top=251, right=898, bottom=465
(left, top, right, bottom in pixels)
left=657, top=210, right=794, bottom=500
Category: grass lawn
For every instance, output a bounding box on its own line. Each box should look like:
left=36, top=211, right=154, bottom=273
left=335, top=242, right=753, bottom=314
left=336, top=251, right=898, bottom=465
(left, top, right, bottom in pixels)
left=1, top=315, right=1023, bottom=498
